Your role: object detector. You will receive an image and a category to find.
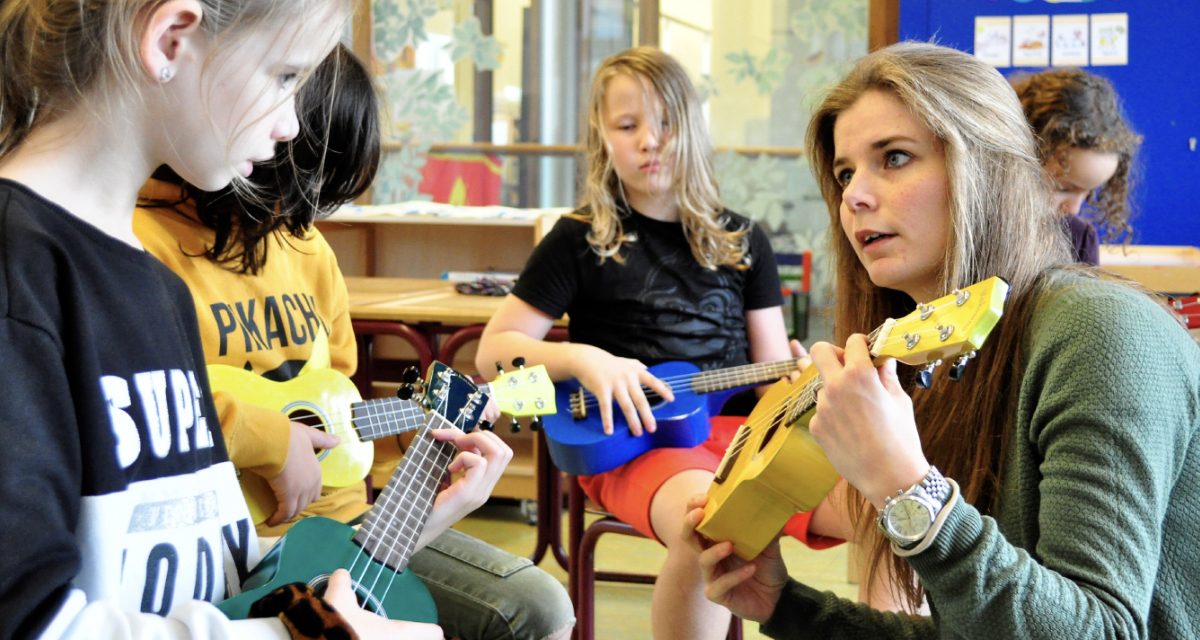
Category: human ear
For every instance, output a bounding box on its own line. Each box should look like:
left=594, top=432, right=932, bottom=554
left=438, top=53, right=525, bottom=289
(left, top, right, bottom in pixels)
left=139, top=0, right=205, bottom=83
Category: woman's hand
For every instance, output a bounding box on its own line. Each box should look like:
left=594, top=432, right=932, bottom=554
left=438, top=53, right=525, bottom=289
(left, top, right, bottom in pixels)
left=681, top=495, right=788, bottom=624
left=807, top=335, right=930, bottom=508
left=417, top=428, right=513, bottom=549
left=568, top=344, right=674, bottom=436
left=266, top=422, right=340, bottom=526
left=324, top=569, right=443, bottom=639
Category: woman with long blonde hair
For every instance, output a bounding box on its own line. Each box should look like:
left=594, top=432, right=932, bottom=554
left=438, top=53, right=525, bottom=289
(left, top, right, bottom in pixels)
left=684, top=42, right=1200, bottom=637
left=478, top=47, right=810, bottom=640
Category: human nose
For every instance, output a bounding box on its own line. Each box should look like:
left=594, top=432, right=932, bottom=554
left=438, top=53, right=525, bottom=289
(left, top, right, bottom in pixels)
left=639, top=125, right=659, bottom=152
left=841, top=171, right=876, bottom=213
left=273, top=93, right=300, bottom=142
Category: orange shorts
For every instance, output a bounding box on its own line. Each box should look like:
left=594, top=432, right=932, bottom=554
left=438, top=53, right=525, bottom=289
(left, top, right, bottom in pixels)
left=577, top=415, right=844, bottom=549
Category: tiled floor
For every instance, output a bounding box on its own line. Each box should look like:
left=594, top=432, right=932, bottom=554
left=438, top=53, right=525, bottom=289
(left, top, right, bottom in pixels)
left=452, top=500, right=858, bottom=640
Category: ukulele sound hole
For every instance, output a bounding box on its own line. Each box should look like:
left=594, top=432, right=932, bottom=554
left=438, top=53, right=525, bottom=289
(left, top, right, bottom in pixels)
left=283, top=402, right=331, bottom=461
left=756, top=421, right=782, bottom=455
left=308, top=574, right=387, bottom=617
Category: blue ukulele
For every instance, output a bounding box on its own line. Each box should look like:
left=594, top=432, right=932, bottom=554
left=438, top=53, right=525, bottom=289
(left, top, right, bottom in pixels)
left=542, top=358, right=801, bottom=476
left=217, top=362, right=491, bottom=622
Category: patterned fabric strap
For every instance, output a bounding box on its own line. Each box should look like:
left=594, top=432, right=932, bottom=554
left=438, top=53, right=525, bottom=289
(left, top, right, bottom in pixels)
left=249, top=583, right=360, bottom=640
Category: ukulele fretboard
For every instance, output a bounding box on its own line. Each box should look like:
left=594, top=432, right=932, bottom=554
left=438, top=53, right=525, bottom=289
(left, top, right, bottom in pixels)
left=351, top=397, right=426, bottom=441
left=353, top=410, right=455, bottom=573
left=691, top=358, right=803, bottom=394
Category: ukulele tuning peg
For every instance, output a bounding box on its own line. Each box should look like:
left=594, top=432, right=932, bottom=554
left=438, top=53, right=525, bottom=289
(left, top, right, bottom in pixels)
left=915, top=360, right=942, bottom=389
left=510, top=421, right=522, bottom=434
left=512, top=357, right=526, bottom=369
left=478, top=420, right=494, bottom=432
left=948, top=351, right=976, bottom=382
left=495, top=361, right=505, bottom=375
left=530, top=417, right=543, bottom=432
left=401, top=367, right=421, bottom=384
left=397, top=385, right=415, bottom=400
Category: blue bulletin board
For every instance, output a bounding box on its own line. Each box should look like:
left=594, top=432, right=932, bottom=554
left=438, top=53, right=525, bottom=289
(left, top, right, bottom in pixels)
left=899, top=0, right=1200, bottom=247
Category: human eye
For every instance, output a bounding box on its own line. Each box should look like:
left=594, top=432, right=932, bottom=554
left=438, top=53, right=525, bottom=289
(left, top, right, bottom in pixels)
left=278, top=72, right=300, bottom=89
left=884, top=149, right=912, bottom=168
left=835, top=168, right=854, bottom=187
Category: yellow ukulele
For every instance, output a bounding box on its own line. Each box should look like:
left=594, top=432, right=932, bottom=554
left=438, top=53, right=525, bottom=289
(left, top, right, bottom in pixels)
left=697, top=277, right=1010, bottom=560
left=209, top=361, right=556, bottom=524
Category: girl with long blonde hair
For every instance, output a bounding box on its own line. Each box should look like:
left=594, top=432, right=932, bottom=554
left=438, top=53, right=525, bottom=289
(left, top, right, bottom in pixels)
left=478, top=47, right=809, bottom=640
left=684, top=42, right=1200, bottom=638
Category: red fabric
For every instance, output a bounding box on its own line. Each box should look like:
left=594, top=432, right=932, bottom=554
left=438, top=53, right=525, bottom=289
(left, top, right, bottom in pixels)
left=418, top=153, right=503, bottom=206
left=577, top=415, right=844, bottom=549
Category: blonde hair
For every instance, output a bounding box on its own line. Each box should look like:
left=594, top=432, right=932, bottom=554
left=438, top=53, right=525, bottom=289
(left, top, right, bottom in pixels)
left=806, top=42, right=1072, bottom=610
left=0, top=0, right=349, bottom=161
left=581, top=47, right=746, bottom=268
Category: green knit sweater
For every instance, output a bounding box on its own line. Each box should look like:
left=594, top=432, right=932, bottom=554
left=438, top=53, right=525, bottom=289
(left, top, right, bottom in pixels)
left=761, top=272, right=1200, bottom=639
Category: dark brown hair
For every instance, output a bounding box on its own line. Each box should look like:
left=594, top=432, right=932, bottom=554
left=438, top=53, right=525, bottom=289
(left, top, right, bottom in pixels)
left=143, top=44, right=380, bottom=274
left=807, top=42, right=1072, bottom=610
left=1011, top=69, right=1142, bottom=242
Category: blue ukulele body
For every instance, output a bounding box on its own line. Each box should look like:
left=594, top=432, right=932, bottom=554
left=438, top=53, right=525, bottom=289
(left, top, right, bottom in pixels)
left=542, top=361, right=748, bottom=476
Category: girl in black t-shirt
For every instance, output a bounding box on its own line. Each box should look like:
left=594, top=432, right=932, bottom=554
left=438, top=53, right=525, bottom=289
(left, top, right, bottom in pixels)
left=477, top=47, right=813, bottom=640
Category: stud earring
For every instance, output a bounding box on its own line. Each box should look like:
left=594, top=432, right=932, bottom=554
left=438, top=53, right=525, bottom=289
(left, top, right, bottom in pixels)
left=159, top=67, right=174, bottom=83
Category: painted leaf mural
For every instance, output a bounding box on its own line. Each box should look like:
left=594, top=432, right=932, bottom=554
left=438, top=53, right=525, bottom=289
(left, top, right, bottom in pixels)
left=446, top=15, right=504, bottom=70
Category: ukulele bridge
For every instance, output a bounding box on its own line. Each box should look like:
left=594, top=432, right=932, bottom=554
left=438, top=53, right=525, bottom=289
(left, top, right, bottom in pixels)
left=571, top=388, right=588, bottom=420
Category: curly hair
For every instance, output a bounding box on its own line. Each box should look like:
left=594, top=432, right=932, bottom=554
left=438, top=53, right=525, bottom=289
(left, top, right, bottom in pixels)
left=1011, top=69, right=1142, bottom=242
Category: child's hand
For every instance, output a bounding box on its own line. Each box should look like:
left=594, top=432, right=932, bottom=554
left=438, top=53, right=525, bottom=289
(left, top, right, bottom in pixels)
left=680, top=494, right=788, bottom=624
left=480, top=395, right=501, bottom=424
left=266, top=422, right=340, bottom=526
left=324, top=569, right=443, bottom=639
left=786, top=339, right=811, bottom=382
left=569, top=344, right=674, bottom=436
left=418, top=428, right=513, bottom=548
left=808, top=335, right=929, bottom=509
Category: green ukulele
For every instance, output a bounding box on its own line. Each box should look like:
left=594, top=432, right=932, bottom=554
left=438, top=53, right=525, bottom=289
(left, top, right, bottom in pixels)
left=218, top=363, right=494, bottom=622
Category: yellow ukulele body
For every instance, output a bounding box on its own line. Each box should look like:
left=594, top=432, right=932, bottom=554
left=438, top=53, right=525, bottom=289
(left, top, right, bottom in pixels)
left=698, top=277, right=1010, bottom=560
left=697, top=368, right=838, bottom=561
left=207, top=365, right=373, bottom=525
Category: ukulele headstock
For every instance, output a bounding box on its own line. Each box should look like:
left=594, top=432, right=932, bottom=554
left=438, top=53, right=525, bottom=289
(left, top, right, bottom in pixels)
left=420, top=362, right=489, bottom=433
left=868, top=277, right=1009, bottom=387
left=489, top=362, right=556, bottom=418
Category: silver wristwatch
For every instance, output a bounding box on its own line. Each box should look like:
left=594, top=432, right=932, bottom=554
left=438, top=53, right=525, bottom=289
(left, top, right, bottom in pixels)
left=876, top=466, right=952, bottom=550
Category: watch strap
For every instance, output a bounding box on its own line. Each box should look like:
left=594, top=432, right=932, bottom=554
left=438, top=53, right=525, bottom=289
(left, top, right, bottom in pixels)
left=893, top=478, right=960, bottom=557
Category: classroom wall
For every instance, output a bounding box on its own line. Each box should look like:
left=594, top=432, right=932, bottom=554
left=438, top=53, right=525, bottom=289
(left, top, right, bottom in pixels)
left=899, top=0, right=1200, bottom=247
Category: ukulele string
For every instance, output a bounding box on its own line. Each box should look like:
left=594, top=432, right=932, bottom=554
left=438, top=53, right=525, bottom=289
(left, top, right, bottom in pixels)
left=571, top=359, right=806, bottom=410
left=360, top=393, right=450, bottom=609
left=574, top=296, right=960, bottom=412
left=716, top=303, right=958, bottom=463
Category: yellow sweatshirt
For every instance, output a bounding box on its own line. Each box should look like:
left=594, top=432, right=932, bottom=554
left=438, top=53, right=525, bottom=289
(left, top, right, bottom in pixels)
left=134, top=179, right=402, bottom=537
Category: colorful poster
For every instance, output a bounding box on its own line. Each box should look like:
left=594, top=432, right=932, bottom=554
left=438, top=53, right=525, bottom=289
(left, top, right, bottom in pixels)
left=1091, top=13, right=1129, bottom=66
left=1052, top=14, right=1089, bottom=66
left=975, top=16, right=1013, bottom=67
left=1013, top=15, right=1050, bottom=67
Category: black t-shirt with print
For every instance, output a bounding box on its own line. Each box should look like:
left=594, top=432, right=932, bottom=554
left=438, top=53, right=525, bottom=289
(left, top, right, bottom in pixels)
left=512, top=206, right=783, bottom=371
left=0, top=179, right=254, bottom=639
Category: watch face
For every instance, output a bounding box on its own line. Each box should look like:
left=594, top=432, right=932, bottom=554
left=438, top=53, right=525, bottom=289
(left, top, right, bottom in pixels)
left=887, top=498, right=932, bottom=541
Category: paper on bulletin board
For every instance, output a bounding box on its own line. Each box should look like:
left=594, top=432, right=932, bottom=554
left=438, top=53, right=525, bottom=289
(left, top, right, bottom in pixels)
left=1012, top=15, right=1050, bottom=67
left=975, top=16, right=1012, bottom=67
left=1091, top=13, right=1129, bottom=66
left=1052, top=15, right=1089, bottom=66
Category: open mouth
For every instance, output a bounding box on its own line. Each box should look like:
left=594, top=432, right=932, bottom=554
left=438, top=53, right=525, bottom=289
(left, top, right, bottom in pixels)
left=861, top=232, right=896, bottom=247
